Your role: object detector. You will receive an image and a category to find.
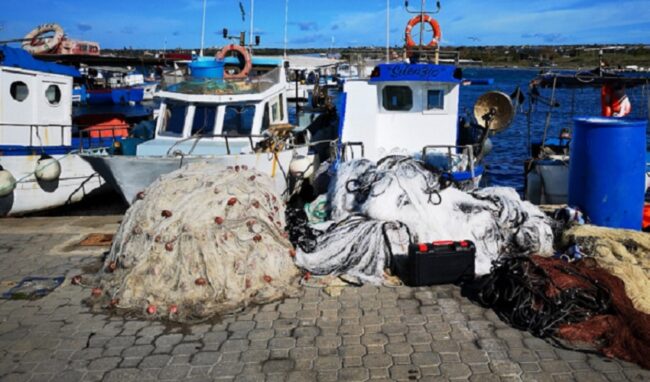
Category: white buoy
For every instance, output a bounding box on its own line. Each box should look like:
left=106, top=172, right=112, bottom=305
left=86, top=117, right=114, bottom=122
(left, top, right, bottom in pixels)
left=34, top=155, right=62, bottom=182
left=289, top=155, right=315, bottom=179
left=0, top=165, right=16, bottom=197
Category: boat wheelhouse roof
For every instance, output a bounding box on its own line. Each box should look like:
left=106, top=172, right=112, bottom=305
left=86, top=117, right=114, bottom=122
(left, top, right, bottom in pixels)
left=0, top=45, right=80, bottom=77
left=161, top=66, right=283, bottom=98
left=369, top=63, right=462, bottom=84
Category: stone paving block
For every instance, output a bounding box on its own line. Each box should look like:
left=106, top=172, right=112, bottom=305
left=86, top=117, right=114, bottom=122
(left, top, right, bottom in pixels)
left=490, top=360, right=522, bottom=377
left=315, top=336, right=341, bottom=349
left=314, top=356, right=342, bottom=371
left=262, top=359, right=295, bottom=373
left=339, top=366, right=370, bottom=381
left=343, top=356, right=363, bottom=367
left=286, top=370, right=317, bottom=382
left=87, top=356, right=122, bottom=371
left=362, top=353, right=392, bottom=368
left=52, top=369, right=85, bottom=382
left=440, top=362, right=472, bottom=379
left=361, top=333, right=388, bottom=346
left=240, top=349, right=269, bottom=363
left=190, top=351, right=220, bottom=366
left=139, top=354, right=171, bottom=369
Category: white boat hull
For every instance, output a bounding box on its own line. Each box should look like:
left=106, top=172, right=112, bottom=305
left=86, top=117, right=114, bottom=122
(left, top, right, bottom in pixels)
left=82, top=148, right=308, bottom=204
left=0, top=154, right=106, bottom=216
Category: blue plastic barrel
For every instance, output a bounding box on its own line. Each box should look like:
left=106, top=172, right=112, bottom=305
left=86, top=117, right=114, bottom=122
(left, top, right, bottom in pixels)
left=189, top=57, right=224, bottom=79
left=568, top=117, right=647, bottom=230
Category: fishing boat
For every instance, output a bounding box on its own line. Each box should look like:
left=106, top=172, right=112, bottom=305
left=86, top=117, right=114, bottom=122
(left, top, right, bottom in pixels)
left=81, top=47, right=313, bottom=204
left=335, top=7, right=513, bottom=189
left=524, top=69, right=650, bottom=204
left=0, top=46, right=108, bottom=216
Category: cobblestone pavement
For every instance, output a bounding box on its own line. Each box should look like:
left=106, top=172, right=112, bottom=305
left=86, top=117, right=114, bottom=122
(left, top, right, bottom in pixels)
left=0, top=217, right=649, bottom=382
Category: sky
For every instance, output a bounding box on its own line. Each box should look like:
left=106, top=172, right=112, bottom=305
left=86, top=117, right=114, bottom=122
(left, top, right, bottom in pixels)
left=2, top=0, right=649, bottom=49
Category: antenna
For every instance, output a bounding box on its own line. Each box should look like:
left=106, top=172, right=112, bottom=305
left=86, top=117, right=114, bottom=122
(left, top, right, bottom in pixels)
left=200, top=0, right=207, bottom=57
left=284, top=0, right=289, bottom=58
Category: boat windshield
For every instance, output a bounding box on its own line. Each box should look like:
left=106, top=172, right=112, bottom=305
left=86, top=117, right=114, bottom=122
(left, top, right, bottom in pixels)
left=165, top=67, right=281, bottom=96
left=191, top=105, right=217, bottom=135
left=223, top=104, right=256, bottom=136
left=159, top=103, right=188, bottom=136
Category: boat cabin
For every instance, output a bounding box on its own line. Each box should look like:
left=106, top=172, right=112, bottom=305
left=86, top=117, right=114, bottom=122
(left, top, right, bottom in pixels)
left=339, top=63, right=463, bottom=162
left=0, top=46, right=78, bottom=148
left=136, top=64, right=290, bottom=157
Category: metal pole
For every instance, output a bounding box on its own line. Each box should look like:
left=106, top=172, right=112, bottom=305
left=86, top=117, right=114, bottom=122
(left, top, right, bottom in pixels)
left=386, top=0, right=390, bottom=63
left=419, top=0, right=425, bottom=47
left=250, top=0, right=255, bottom=53
left=284, top=0, right=289, bottom=59
left=200, top=0, right=207, bottom=57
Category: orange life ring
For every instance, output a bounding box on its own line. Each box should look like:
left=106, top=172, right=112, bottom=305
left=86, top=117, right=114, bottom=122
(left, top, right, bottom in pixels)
left=216, top=44, right=252, bottom=80
left=22, top=23, right=64, bottom=55
left=405, top=15, right=441, bottom=48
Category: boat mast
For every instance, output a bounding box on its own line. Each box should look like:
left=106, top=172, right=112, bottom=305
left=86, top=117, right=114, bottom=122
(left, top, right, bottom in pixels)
left=200, top=0, right=207, bottom=57
left=386, top=0, right=390, bottom=63
left=250, top=0, right=255, bottom=53
left=284, top=0, right=289, bottom=59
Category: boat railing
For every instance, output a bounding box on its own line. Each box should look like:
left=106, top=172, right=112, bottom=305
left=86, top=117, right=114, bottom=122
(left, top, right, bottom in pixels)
left=75, top=124, right=129, bottom=152
left=339, top=141, right=365, bottom=161
left=421, top=144, right=478, bottom=176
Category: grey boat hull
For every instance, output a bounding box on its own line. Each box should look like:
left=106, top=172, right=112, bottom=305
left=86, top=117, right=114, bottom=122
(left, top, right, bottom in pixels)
left=82, top=149, right=307, bottom=204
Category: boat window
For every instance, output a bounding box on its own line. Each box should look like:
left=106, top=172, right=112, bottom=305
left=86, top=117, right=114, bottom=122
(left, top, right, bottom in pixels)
left=223, top=105, right=256, bottom=136
left=271, top=100, right=280, bottom=122
left=279, top=95, right=284, bottom=120
left=191, top=105, right=217, bottom=135
left=261, top=103, right=270, bottom=132
left=427, top=89, right=444, bottom=110
left=160, top=104, right=188, bottom=136
left=45, top=85, right=61, bottom=105
left=10, top=81, right=29, bottom=102
left=382, top=86, right=412, bottom=111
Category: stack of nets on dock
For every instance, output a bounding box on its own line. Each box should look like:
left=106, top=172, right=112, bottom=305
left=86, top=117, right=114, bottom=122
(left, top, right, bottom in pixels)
left=291, top=156, right=554, bottom=284
left=469, top=255, right=650, bottom=369
left=561, top=224, right=650, bottom=315
left=88, top=162, right=300, bottom=322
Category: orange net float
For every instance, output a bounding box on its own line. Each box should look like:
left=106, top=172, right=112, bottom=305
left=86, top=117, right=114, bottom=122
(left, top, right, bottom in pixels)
left=216, top=44, right=252, bottom=80
left=405, top=14, right=442, bottom=49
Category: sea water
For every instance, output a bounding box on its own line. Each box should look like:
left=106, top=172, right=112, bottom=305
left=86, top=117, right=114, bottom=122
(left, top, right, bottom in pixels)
left=460, top=68, right=650, bottom=192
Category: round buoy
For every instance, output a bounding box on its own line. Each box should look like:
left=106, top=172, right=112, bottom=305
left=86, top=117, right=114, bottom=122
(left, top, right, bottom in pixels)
left=289, top=155, right=315, bottom=179
left=34, top=155, right=61, bottom=182
left=0, top=165, right=16, bottom=197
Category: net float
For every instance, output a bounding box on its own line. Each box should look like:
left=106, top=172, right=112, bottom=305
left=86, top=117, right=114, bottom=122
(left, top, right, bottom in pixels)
left=215, top=216, right=224, bottom=225
left=227, top=197, right=237, bottom=206
left=161, top=210, right=172, bottom=218
left=91, top=287, right=102, bottom=297
left=169, top=304, right=178, bottom=314
left=195, top=277, right=207, bottom=286
left=147, top=305, right=157, bottom=315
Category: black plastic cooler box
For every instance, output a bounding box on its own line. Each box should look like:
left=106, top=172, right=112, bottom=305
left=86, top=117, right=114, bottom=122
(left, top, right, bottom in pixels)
left=406, top=240, right=475, bottom=286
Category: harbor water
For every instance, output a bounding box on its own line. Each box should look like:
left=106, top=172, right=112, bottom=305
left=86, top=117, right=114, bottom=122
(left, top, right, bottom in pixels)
left=460, top=68, right=650, bottom=192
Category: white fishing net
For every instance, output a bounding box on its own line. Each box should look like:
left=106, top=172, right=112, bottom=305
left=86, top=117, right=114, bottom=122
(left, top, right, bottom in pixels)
left=294, top=157, right=553, bottom=282
left=92, top=162, right=300, bottom=322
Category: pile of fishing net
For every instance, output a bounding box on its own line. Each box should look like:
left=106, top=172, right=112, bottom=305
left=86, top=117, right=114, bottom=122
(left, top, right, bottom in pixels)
left=291, top=156, right=554, bottom=284
left=87, top=162, right=300, bottom=322
left=562, top=224, right=650, bottom=315
left=469, top=255, right=650, bottom=369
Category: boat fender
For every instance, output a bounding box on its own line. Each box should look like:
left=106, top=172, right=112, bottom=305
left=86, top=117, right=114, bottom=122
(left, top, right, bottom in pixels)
left=22, top=23, right=65, bottom=55
left=405, top=15, right=441, bottom=49
left=289, top=155, right=315, bottom=179
left=216, top=44, right=252, bottom=80
left=0, top=165, right=16, bottom=197
left=34, top=155, right=62, bottom=182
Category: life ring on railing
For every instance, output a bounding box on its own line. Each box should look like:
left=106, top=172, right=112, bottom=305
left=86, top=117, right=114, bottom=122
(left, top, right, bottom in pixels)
left=405, top=15, right=441, bottom=49
left=216, top=44, right=252, bottom=79
left=22, top=23, right=64, bottom=55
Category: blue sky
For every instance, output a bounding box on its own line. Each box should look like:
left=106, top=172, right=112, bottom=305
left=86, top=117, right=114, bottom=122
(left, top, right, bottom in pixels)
left=2, top=0, right=649, bottom=49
